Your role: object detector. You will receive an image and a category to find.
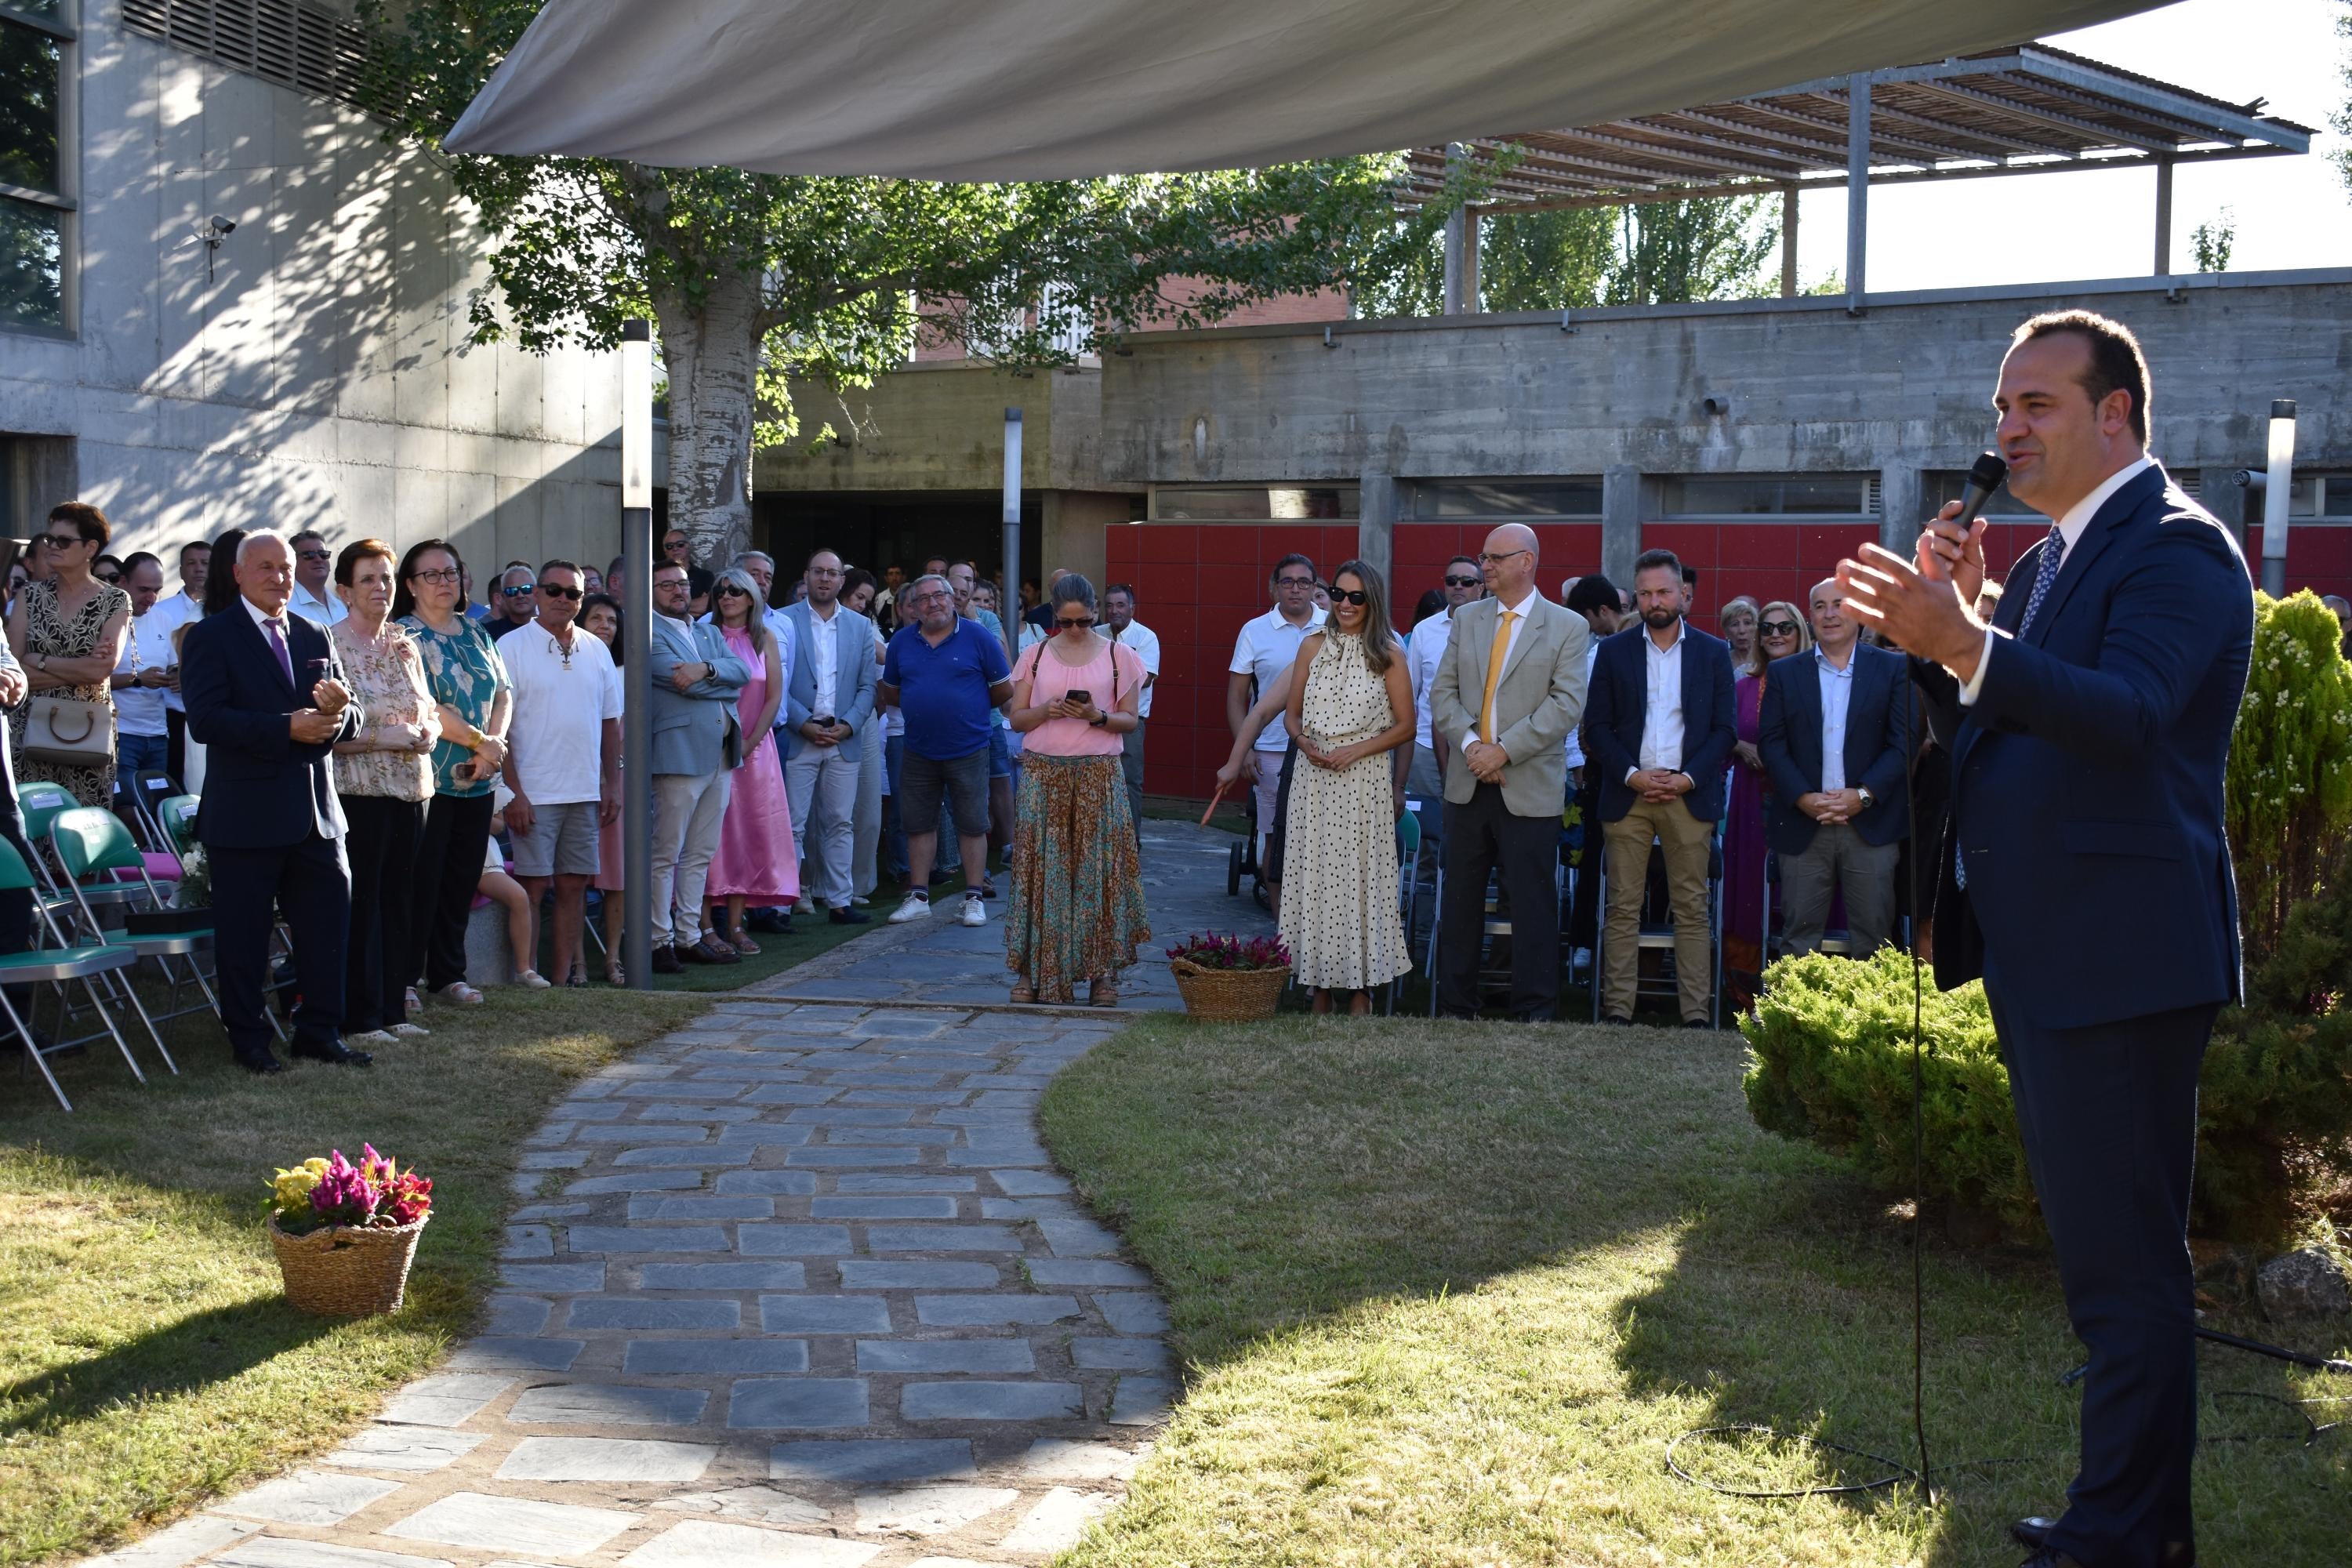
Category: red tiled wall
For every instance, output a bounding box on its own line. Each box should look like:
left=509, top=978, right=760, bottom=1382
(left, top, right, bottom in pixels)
left=1392, top=522, right=1605, bottom=615
left=2281, top=524, right=2352, bottom=604
left=1643, top=521, right=1884, bottom=631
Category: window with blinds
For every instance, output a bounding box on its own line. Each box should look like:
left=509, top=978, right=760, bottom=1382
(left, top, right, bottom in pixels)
left=120, top=0, right=369, bottom=110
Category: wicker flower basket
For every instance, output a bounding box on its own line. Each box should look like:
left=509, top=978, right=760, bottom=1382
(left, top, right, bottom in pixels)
left=268, top=1214, right=428, bottom=1318
left=1170, top=957, right=1289, bottom=1022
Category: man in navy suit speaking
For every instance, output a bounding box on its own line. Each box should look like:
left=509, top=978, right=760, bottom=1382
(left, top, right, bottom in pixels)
left=1839, top=310, right=2254, bottom=1568
left=181, top=528, right=369, bottom=1075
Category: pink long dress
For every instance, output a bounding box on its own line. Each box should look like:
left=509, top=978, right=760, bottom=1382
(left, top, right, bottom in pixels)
left=706, top=626, right=800, bottom=904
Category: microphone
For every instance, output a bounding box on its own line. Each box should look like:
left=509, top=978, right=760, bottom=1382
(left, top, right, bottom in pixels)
left=1922, top=451, right=2007, bottom=585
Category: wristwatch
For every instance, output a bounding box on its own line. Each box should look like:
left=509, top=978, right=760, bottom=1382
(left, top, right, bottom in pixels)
left=1088, top=713, right=1109, bottom=728
left=1857, top=786, right=1877, bottom=809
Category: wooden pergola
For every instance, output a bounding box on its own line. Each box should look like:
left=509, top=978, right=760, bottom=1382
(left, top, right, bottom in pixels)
left=1403, top=45, right=2312, bottom=311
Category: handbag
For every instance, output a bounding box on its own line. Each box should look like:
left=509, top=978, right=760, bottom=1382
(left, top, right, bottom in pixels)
left=23, top=691, right=116, bottom=768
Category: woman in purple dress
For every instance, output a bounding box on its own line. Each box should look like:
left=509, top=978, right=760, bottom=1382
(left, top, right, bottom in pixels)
left=1722, top=601, right=1810, bottom=1006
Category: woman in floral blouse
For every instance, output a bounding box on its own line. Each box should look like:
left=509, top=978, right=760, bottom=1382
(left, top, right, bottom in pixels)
left=330, top=539, right=441, bottom=1044
left=394, top=539, right=511, bottom=1008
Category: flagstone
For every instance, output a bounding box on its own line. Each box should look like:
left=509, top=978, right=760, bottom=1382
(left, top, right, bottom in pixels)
left=383, top=1493, right=641, bottom=1558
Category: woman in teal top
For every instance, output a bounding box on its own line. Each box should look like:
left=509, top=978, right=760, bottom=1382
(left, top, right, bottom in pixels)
left=394, top=539, right=512, bottom=1009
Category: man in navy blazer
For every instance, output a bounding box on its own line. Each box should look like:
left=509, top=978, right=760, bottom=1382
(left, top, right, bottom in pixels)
left=1841, top=311, right=2253, bottom=1568
left=180, top=530, right=367, bottom=1074
left=779, top=549, right=877, bottom=924
left=1583, top=549, right=1737, bottom=1026
left=1757, top=577, right=1911, bottom=955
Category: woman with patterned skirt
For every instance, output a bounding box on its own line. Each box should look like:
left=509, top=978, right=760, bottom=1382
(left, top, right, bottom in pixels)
left=1004, top=575, right=1149, bottom=1007
left=9, top=503, right=132, bottom=808
left=1276, top=560, right=1415, bottom=1014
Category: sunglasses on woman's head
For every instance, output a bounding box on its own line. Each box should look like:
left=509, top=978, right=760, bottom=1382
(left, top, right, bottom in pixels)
left=1329, top=588, right=1369, bottom=606
left=1760, top=620, right=1801, bottom=637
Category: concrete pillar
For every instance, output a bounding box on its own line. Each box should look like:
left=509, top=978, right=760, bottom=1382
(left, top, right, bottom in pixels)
left=1442, top=146, right=1478, bottom=315
left=1779, top=186, right=1799, bottom=299
left=1878, top=465, right=1922, bottom=556
left=1602, top=463, right=1643, bottom=588
left=2153, top=156, right=2175, bottom=277
left=1040, top=489, right=1124, bottom=594
left=1357, top=468, right=1399, bottom=597
left=1846, top=73, right=1871, bottom=314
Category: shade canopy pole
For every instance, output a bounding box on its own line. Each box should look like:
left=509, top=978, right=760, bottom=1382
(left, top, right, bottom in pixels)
left=2153, top=154, right=2175, bottom=275
left=1846, top=71, right=1871, bottom=314
left=619, top=318, right=654, bottom=991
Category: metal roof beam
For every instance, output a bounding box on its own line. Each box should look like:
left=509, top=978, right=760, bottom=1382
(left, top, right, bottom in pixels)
left=1756, top=56, right=2024, bottom=100
left=1739, top=96, right=1998, bottom=162
left=1653, top=108, right=1849, bottom=163
left=1601, top=118, right=1823, bottom=175
left=1527, top=125, right=1803, bottom=182
left=1904, top=78, right=2176, bottom=154
left=1834, top=91, right=2078, bottom=158
left=2013, top=47, right=2310, bottom=151
left=1991, top=72, right=2238, bottom=147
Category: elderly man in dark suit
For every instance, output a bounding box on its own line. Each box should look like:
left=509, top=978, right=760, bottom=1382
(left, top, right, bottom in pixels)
left=1583, top=547, right=1737, bottom=1027
left=1758, top=575, right=1911, bottom=955
left=180, top=528, right=367, bottom=1074
left=1841, top=310, right=2254, bottom=1568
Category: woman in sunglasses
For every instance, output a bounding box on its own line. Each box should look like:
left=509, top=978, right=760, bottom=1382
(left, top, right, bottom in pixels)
left=1276, top=560, right=1414, bottom=1014
left=1722, top=598, right=1813, bottom=1003
left=1004, top=575, right=1148, bottom=1007
left=9, top=502, right=131, bottom=808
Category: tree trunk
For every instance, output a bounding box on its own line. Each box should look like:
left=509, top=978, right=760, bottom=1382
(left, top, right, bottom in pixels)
left=651, top=271, right=764, bottom=570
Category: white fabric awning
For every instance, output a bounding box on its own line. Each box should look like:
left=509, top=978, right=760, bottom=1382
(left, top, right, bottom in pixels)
left=443, top=0, right=2163, bottom=180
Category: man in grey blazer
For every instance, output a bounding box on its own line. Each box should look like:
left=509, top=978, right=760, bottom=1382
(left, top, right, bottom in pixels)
left=779, top=549, right=877, bottom=924
left=646, top=561, right=750, bottom=972
left=1428, top=524, right=1591, bottom=1020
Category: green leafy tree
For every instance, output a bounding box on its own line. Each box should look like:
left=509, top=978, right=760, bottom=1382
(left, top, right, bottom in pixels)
left=2226, top=590, right=2352, bottom=970
left=359, top=1, right=1466, bottom=563
left=2191, top=209, right=2236, bottom=273
left=1604, top=195, right=1777, bottom=306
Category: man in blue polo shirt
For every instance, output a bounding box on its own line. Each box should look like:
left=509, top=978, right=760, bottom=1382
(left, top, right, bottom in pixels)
left=877, top=574, right=1013, bottom=927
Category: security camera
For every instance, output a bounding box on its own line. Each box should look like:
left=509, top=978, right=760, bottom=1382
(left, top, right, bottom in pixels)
left=208, top=216, right=236, bottom=235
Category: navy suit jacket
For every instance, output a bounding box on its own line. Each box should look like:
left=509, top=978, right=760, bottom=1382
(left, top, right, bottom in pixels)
left=1584, top=622, right=1737, bottom=823
left=1758, top=643, right=1911, bottom=853
left=1915, top=463, right=2252, bottom=1029
left=182, top=604, right=361, bottom=848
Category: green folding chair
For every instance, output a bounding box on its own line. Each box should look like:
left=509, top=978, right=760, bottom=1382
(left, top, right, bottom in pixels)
left=17, top=780, right=140, bottom=913
left=0, top=837, right=150, bottom=1112
left=50, top=807, right=213, bottom=1044
left=156, top=793, right=200, bottom=869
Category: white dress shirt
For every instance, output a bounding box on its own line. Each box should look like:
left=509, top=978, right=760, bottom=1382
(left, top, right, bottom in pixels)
left=1634, top=619, right=1687, bottom=777
left=1954, top=455, right=2154, bottom=705
left=1463, top=588, right=1541, bottom=750
left=1104, top=619, right=1161, bottom=717
left=1816, top=644, right=1857, bottom=793
left=1563, top=638, right=1599, bottom=772
left=114, top=609, right=176, bottom=738
left=1408, top=609, right=1454, bottom=751
left=808, top=601, right=842, bottom=717
left=290, top=581, right=350, bottom=626
left=149, top=590, right=200, bottom=713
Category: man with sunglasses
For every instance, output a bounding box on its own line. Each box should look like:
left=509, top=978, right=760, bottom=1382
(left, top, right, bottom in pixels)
left=503, top=561, right=621, bottom=985
left=1226, top=553, right=1326, bottom=880
left=487, top=564, right=539, bottom=642
left=285, top=530, right=349, bottom=627
left=1405, top=555, right=1487, bottom=811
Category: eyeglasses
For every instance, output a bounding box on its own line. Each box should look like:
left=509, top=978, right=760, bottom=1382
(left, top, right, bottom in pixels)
left=716, top=584, right=750, bottom=598
left=1329, top=588, right=1369, bottom=606
left=540, top=584, right=583, bottom=601
left=655, top=575, right=688, bottom=591
left=1275, top=575, right=1314, bottom=588
left=1476, top=549, right=1531, bottom=566
left=409, top=568, right=460, bottom=585
left=1056, top=615, right=1095, bottom=629
left=38, top=533, right=83, bottom=550
left=1443, top=575, right=1480, bottom=588
left=296, top=549, right=332, bottom=563
left=499, top=583, right=536, bottom=597
left=1759, top=620, right=1801, bottom=637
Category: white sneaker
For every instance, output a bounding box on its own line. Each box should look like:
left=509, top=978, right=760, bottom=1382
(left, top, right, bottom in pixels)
left=958, top=891, right=988, bottom=927
left=389, top=1022, right=430, bottom=1039
left=888, top=892, right=933, bottom=924
left=349, top=1029, right=399, bottom=1047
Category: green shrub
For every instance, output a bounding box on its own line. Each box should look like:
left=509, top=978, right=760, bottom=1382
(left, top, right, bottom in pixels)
left=2227, top=591, right=2352, bottom=973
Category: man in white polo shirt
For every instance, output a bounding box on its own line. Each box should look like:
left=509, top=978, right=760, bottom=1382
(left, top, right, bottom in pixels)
left=1225, top=553, right=1326, bottom=873
left=1405, top=554, right=1486, bottom=809
left=1102, top=583, right=1160, bottom=848
left=501, top=559, right=621, bottom=988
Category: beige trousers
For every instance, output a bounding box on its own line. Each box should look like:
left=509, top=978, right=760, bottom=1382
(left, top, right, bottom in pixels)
left=1601, top=796, right=1715, bottom=1022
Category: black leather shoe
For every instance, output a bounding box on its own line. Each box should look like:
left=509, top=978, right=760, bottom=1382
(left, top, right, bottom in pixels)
left=2011, top=1519, right=2056, bottom=1550
left=829, top=907, right=871, bottom=926
left=291, top=1037, right=372, bottom=1067
left=1601, top=1014, right=1633, bottom=1026
left=648, top=946, right=684, bottom=975
left=681, top=937, right=740, bottom=966
left=234, top=1046, right=287, bottom=1076
left=746, top=908, right=791, bottom=934
left=1682, top=1017, right=1712, bottom=1029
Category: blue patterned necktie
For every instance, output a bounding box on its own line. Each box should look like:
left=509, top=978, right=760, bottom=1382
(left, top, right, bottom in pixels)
left=1958, top=522, right=2066, bottom=891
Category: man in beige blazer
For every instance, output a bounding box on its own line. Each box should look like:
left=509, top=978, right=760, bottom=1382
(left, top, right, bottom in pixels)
left=1428, top=524, right=1591, bottom=1019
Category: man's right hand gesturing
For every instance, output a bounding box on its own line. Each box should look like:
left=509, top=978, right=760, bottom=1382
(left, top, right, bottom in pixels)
left=289, top=708, right=341, bottom=744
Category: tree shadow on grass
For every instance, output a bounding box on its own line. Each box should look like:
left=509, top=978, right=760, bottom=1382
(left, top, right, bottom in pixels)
left=1, top=1294, right=342, bottom=1437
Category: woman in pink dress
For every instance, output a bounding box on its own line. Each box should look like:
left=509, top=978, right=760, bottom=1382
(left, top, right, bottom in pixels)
left=705, top=568, right=800, bottom=953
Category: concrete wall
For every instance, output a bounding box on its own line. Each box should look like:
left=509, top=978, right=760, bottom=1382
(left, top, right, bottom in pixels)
left=764, top=361, right=1137, bottom=498
left=0, top=5, right=622, bottom=593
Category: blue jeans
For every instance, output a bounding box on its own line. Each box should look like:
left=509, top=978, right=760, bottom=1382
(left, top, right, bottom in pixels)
left=118, top=731, right=170, bottom=779
left=883, top=734, right=909, bottom=882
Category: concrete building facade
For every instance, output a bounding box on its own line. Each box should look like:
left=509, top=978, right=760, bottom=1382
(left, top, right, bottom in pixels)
left=0, top=0, right=621, bottom=593
left=761, top=268, right=2352, bottom=799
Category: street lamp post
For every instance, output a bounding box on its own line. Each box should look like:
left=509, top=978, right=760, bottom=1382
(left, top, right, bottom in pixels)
left=2261, top=398, right=2296, bottom=599
left=620, top=319, right=654, bottom=989
left=1003, top=408, right=1022, bottom=638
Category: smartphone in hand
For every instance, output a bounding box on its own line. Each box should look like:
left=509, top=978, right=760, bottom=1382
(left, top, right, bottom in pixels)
left=1063, top=688, right=1093, bottom=708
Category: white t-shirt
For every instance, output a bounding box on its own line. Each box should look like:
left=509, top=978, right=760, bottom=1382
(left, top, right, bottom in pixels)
left=113, top=610, right=175, bottom=738
left=148, top=590, right=200, bottom=713
left=1103, top=619, right=1162, bottom=718
left=1228, top=605, right=1327, bottom=752
left=503, top=621, right=622, bottom=804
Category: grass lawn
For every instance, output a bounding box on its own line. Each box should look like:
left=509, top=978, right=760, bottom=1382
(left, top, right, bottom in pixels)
left=0, top=983, right=703, bottom=1566
left=1039, top=1015, right=2350, bottom=1566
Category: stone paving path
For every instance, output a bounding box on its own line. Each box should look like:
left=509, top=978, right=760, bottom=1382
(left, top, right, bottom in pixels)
left=91, top=998, right=1178, bottom=1568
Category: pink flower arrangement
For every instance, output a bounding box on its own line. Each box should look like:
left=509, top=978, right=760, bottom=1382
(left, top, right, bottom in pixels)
left=267, top=1144, right=434, bottom=1236
left=1167, top=931, right=1291, bottom=972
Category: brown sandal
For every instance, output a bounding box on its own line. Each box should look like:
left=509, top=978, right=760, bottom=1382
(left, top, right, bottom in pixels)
left=1008, top=983, right=1036, bottom=1004
left=1087, top=978, right=1120, bottom=1008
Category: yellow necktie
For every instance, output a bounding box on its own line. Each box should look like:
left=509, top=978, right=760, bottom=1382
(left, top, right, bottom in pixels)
left=1479, top=608, right=1515, bottom=744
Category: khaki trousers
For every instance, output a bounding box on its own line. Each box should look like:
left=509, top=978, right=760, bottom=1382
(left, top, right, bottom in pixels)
left=1601, top=797, right=1715, bottom=1022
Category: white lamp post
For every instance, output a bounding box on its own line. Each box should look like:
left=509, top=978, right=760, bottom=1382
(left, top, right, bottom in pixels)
left=2260, top=399, right=2295, bottom=599
left=620, top=319, right=655, bottom=988
left=1003, top=407, right=1022, bottom=638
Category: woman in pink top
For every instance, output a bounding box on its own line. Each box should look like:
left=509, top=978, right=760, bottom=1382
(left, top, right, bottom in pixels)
left=703, top=568, right=800, bottom=952
left=1004, top=575, right=1149, bottom=1006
